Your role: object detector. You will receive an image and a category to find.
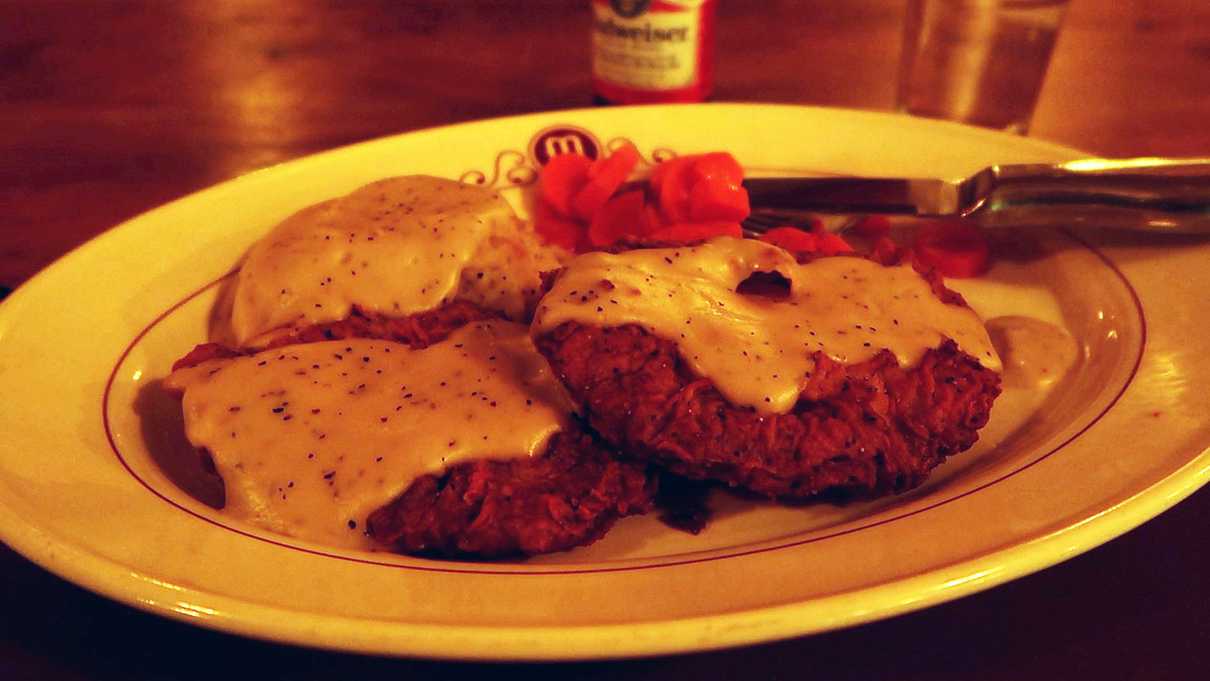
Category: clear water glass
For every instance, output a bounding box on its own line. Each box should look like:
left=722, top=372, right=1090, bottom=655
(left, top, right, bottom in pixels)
left=897, top=0, right=1070, bottom=134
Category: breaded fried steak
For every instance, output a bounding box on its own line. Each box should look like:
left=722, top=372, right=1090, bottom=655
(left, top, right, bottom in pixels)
left=166, top=304, right=655, bottom=558
left=532, top=237, right=1002, bottom=499
left=367, top=429, right=654, bottom=557
left=223, top=175, right=561, bottom=349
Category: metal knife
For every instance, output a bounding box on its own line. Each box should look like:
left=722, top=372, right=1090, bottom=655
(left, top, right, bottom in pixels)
left=741, top=157, right=1210, bottom=233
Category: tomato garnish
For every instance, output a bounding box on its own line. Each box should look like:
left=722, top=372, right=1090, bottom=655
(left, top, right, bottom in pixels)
left=533, top=201, right=586, bottom=252
left=639, top=202, right=665, bottom=236
left=689, top=152, right=744, bottom=186
left=760, top=226, right=819, bottom=254
left=688, top=177, right=750, bottom=222
left=536, top=147, right=756, bottom=252
left=588, top=190, right=647, bottom=248
left=652, top=152, right=749, bottom=225
left=538, top=153, right=593, bottom=219
left=812, top=230, right=854, bottom=256
left=760, top=223, right=853, bottom=256
left=870, top=235, right=903, bottom=265
left=849, top=215, right=892, bottom=238
left=911, top=218, right=990, bottom=277
left=655, top=156, right=697, bottom=224
left=571, top=142, right=640, bottom=221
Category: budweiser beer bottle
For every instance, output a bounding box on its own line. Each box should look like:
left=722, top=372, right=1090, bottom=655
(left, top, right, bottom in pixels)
left=591, top=0, right=717, bottom=104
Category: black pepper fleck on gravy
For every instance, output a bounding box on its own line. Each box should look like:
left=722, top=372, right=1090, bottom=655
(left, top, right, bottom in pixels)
left=226, top=175, right=560, bottom=347
left=163, top=320, right=574, bottom=549
left=535, top=237, right=1000, bottom=413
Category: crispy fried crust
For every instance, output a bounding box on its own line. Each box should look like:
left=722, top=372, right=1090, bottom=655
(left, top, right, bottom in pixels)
left=367, top=429, right=655, bottom=558
left=535, top=321, right=1000, bottom=499
left=171, top=302, right=656, bottom=559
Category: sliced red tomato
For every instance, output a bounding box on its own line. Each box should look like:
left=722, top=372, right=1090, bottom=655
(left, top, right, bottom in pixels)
left=571, top=142, right=640, bottom=221
left=688, top=177, right=750, bottom=222
left=538, top=153, right=593, bottom=218
left=533, top=201, right=586, bottom=253
left=647, top=221, right=742, bottom=244
left=801, top=219, right=854, bottom=255
left=870, top=235, right=902, bottom=265
left=760, top=226, right=819, bottom=254
left=655, top=157, right=697, bottom=224
left=653, top=152, right=749, bottom=225
left=761, top=223, right=853, bottom=256
left=639, top=202, right=665, bottom=236
left=689, top=152, right=744, bottom=186
left=849, top=215, right=892, bottom=238
left=911, top=218, right=990, bottom=278
left=539, top=147, right=755, bottom=253
left=649, top=155, right=691, bottom=194
left=813, top=230, right=855, bottom=256
left=588, top=190, right=647, bottom=248
left=587, top=142, right=640, bottom=181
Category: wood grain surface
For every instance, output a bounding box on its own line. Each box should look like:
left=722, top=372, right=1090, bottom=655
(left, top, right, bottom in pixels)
left=2, top=1, right=1209, bottom=679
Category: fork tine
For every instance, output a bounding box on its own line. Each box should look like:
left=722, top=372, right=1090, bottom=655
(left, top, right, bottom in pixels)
left=741, top=212, right=793, bottom=234
left=743, top=212, right=863, bottom=236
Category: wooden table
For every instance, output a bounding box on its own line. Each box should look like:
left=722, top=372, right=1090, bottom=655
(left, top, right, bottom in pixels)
left=3, top=1, right=1209, bottom=678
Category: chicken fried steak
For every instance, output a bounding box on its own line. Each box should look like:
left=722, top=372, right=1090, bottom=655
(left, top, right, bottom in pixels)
left=367, top=429, right=654, bottom=557
left=167, top=303, right=655, bottom=558
left=536, top=325, right=997, bottom=498
left=532, top=237, right=1002, bottom=500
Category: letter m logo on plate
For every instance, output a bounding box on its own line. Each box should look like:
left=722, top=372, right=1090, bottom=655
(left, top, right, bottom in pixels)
left=530, top=126, right=602, bottom=166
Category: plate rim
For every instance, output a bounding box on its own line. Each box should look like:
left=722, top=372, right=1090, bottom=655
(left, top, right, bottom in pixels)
left=2, top=449, right=1205, bottom=661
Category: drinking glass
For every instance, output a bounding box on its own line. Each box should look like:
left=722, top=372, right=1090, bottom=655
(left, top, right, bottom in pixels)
left=896, top=0, right=1070, bottom=134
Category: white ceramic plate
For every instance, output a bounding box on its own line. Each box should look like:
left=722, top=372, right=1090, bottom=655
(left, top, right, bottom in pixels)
left=1, top=104, right=1208, bottom=660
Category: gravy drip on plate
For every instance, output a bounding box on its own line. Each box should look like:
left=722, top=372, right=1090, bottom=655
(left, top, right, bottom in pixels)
left=986, top=315, right=1078, bottom=389
left=229, top=176, right=555, bottom=347
left=164, top=320, right=572, bottom=549
left=534, top=237, right=1001, bottom=414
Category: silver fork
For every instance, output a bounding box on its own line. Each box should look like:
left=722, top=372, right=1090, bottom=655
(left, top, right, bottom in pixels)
left=741, top=157, right=1210, bottom=234
left=741, top=212, right=864, bottom=237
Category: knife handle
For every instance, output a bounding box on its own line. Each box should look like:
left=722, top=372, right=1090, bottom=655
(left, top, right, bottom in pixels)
left=976, top=158, right=1210, bottom=233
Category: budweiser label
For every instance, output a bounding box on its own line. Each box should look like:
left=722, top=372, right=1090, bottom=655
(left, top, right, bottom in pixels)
left=592, top=0, right=704, bottom=91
